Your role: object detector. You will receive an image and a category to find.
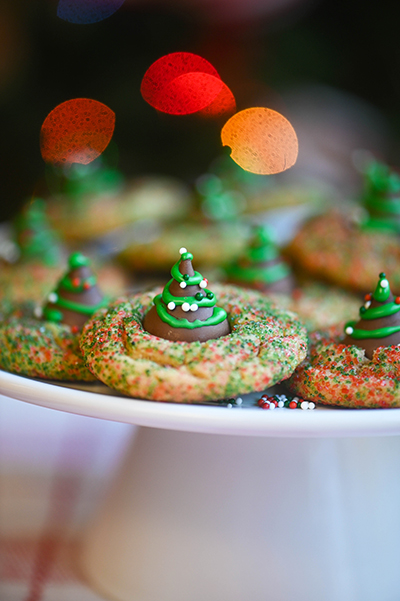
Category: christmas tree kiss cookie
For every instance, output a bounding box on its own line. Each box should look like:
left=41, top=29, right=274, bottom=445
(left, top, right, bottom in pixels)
left=143, top=248, right=230, bottom=342
left=344, top=272, right=400, bottom=358
left=362, top=162, right=400, bottom=233
left=224, top=225, right=294, bottom=294
left=41, top=251, right=107, bottom=330
left=0, top=198, right=66, bottom=303
left=0, top=252, right=104, bottom=381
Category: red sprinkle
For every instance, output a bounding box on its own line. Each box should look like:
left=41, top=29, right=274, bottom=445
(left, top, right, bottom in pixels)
left=289, top=401, right=297, bottom=409
left=83, top=282, right=91, bottom=290
left=395, top=297, right=400, bottom=305
left=365, top=293, right=372, bottom=301
left=72, top=278, right=80, bottom=287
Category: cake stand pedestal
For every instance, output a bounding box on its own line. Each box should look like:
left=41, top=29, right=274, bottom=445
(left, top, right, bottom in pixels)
left=2, top=370, right=400, bottom=601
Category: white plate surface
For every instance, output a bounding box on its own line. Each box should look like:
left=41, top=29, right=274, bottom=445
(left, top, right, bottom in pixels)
left=1, top=369, right=400, bottom=438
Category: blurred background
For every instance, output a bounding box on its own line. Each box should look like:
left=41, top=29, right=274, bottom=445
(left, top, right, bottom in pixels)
left=1, top=0, right=400, bottom=222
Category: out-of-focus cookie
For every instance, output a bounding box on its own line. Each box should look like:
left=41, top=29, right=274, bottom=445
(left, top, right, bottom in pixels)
left=118, top=220, right=251, bottom=273
left=0, top=198, right=131, bottom=303
left=286, top=209, right=400, bottom=293
left=278, top=283, right=361, bottom=332
left=0, top=197, right=64, bottom=301
left=286, top=163, right=400, bottom=293
left=46, top=175, right=192, bottom=243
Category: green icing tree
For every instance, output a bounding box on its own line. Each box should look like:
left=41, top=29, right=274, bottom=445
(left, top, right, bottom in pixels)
left=196, top=173, right=247, bottom=221
left=361, top=162, right=400, bottom=233
left=42, top=252, right=106, bottom=329
left=344, top=272, right=400, bottom=340
left=153, top=249, right=227, bottom=329
left=13, top=198, right=62, bottom=266
left=143, top=248, right=230, bottom=342
left=224, top=225, right=291, bottom=287
left=46, top=158, right=124, bottom=202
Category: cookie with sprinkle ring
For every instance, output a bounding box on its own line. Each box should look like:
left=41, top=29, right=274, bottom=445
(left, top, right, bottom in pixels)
left=80, top=248, right=308, bottom=403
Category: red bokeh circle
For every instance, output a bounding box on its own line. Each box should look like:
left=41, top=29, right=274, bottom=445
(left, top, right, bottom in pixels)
left=141, top=52, right=234, bottom=116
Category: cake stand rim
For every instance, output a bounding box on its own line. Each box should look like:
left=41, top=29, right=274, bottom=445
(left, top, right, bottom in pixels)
left=1, top=369, right=400, bottom=438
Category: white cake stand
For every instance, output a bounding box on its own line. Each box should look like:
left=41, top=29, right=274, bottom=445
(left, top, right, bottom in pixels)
left=2, top=369, right=400, bottom=601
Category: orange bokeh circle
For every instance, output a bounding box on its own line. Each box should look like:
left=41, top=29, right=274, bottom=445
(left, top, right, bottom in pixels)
left=221, top=107, right=298, bottom=174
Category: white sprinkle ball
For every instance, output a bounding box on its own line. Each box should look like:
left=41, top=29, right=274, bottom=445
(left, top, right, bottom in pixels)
left=364, top=300, right=371, bottom=309
left=345, top=326, right=353, bottom=335
left=167, top=301, right=176, bottom=310
left=301, top=401, right=309, bottom=410
left=190, top=303, right=198, bottom=312
left=180, top=281, right=187, bottom=289
left=269, top=402, right=276, bottom=410
left=308, top=402, right=316, bottom=410
left=381, top=279, right=389, bottom=288
left=48, top=292, right=58, bottom=303
left=236, top=397, right=243, bottom=406
left=182, top=302, right=190, bottom=312
left=179, top=247, right=187, bottom=255
left=34, top=306, right=43, bottom=318
left=199, top=280, right=207, bottom=289
left=227, top=403, right=233, bottom=409
left=278, top=400, right=285, bottom=408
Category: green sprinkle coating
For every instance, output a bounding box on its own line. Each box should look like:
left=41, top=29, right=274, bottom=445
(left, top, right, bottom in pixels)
left=0, top=301, right=96, bottom=381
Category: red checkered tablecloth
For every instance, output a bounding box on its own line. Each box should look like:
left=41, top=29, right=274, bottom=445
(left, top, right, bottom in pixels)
left=1, top=394, right=133, bottom=601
